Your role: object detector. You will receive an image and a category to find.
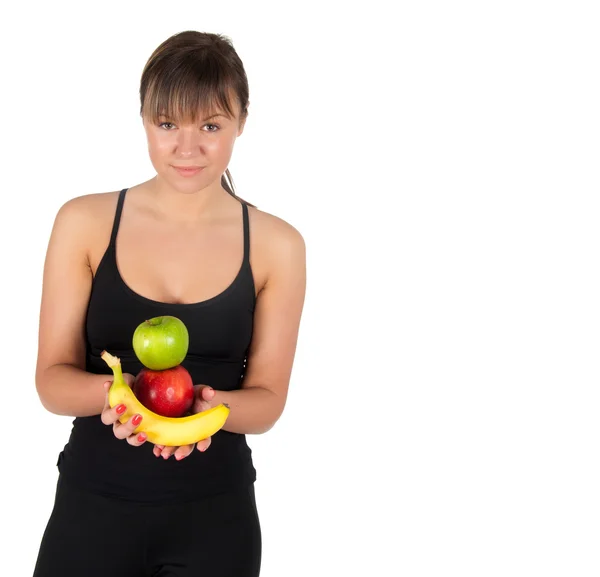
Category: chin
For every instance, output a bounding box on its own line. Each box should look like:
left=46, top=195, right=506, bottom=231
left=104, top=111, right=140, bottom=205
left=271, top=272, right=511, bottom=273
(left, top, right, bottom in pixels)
left=170, top=182, right=208, bottom=194
left=157, top=171, right=218, bottom=194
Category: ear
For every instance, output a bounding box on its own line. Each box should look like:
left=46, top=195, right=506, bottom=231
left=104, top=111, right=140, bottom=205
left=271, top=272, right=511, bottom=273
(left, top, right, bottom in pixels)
left=237, top=104, right=249, bottom=136
left=238, top=116, right=247, bottom=136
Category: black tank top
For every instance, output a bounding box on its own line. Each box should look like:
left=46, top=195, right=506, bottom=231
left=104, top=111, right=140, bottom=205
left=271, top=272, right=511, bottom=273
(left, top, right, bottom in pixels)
left=56, top=187, right=257, bottom=503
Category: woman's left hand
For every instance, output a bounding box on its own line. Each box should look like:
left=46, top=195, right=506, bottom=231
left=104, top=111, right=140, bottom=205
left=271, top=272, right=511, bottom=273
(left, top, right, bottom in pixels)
left=153, top=385, right=216, bottom=461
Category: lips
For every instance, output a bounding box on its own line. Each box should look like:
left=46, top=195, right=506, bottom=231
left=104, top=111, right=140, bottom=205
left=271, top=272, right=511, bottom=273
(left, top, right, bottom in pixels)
left=172, top=165, right=204, bottom=177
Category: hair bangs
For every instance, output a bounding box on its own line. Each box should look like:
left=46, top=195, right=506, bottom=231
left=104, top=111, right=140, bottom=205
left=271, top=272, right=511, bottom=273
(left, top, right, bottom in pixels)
left=142, top=63, right=237, bottom=125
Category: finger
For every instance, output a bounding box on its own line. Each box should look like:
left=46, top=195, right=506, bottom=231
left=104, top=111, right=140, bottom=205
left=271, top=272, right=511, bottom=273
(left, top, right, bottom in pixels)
left=196, top=436, right=212, bottom=453
left=192, top=385, right=214, bottom=412
left=127, top=431, right=148, bottom=446
left=112, top=413, right=143, bottom=440
left=102, top=381, right=111, bottom=410
left=173, top=444, right=194, bottom=461
left=160, top=445, right=176, bottom=459
left=100, top=381, right=113, bottom=424
left=193, top=399, right=211, bottom=414
left=153, top=444, right=164, bottom=457
left=101, top=398, right=127, bottom=426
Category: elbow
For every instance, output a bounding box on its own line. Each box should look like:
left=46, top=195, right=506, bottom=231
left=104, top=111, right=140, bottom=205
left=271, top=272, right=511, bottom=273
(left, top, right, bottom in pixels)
left=254, top=421, right=277, bottom=435
left=35, top=375, right=50, bottom=411
left=35, top=372, right=63, bottom=416
left=35, top=383, right=58, bottom=415
left=254, top=396, right=286, bottom=435
left=38, top=395, right=69, bottom=417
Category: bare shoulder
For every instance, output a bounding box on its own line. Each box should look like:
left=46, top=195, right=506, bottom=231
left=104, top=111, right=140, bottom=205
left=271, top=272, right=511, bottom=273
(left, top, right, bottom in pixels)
left=247, top=205, right=305, bottom=256
left=51, top=190, right=121, bottom=272
left=55, top=190, right=119, bottom=223
left=246, top=205, right=306, bottom=291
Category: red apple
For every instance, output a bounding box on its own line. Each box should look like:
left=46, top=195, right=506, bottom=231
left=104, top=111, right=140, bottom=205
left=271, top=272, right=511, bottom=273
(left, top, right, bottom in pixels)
left=133, top=364, right=194, bottom=418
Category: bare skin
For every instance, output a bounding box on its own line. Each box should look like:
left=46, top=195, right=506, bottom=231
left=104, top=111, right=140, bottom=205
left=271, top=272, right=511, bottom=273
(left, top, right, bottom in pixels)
left=36, top=101, right=306, bottom=461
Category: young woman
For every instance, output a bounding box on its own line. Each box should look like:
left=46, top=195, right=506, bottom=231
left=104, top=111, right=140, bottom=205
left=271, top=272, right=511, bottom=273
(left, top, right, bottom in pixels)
left=33, top=30, right=306, bottom=577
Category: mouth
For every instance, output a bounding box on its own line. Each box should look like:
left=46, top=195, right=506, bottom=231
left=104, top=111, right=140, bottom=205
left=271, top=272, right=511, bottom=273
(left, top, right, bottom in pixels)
left=171, top=165, right=204, bottom=177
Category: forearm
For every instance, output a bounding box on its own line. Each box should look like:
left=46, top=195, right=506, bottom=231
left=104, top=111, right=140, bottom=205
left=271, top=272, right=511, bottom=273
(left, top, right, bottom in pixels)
left=36, top=363, right=108, bottom=417
left=213, top=386, right=285, bottom=435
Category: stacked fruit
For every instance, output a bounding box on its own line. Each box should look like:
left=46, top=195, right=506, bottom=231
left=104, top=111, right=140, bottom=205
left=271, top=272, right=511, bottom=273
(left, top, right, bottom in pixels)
left=132, top=315, right=194, bottom=418
left=101, top=315, right=229, bottom=446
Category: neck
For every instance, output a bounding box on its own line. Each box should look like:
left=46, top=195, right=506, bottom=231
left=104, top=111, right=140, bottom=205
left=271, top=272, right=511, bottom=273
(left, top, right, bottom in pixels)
left=147, top=175, right=230, bottom=223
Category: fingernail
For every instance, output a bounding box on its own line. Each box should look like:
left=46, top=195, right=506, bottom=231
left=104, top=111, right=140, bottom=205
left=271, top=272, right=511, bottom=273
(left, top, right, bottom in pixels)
left=137, top=433, right=146, bottom=443
left=116, top=404, right=126, bottom=415
left=132, top=414, right=142, bottom=426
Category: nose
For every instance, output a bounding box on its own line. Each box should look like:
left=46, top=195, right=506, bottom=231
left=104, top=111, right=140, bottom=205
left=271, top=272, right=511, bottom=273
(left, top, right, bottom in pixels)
left=175, top=126, right=203, bottom=156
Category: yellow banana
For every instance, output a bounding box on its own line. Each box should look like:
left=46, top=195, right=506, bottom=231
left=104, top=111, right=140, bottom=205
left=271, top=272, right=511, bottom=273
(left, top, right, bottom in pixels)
left=101, top=350, right=230, bottom=446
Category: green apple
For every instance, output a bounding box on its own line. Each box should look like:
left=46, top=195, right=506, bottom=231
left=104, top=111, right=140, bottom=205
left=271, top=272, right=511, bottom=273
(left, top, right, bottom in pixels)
left=132, top=315, right=189, bottom=370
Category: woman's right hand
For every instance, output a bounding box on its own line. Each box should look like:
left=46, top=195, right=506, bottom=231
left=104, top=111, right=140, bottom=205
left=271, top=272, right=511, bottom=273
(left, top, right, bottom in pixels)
left=100, top=377, right=148, bottom=446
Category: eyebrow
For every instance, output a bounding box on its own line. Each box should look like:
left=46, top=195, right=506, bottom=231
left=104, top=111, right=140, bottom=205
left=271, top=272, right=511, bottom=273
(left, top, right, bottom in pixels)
left=204, top=114, right=229, bottom=120
left=158, top=112, right=229, bottom=120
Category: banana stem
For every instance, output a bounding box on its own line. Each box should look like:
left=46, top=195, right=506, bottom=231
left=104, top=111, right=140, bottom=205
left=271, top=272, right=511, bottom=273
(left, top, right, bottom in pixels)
left=100, top=350, right=124, bottom=383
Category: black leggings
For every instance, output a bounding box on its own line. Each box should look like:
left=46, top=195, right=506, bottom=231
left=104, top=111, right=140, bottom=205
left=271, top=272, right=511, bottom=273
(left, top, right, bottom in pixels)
left=33, top=475, right=262, bottom=577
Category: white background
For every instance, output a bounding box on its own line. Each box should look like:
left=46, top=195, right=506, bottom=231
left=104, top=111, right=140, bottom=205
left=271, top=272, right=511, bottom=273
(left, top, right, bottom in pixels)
left=1, top=1, right=599, bottom=575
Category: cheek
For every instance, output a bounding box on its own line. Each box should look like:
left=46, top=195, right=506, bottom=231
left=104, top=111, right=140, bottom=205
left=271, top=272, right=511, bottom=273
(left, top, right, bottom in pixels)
left=205, top=140, right=227, bottom=156
left=209, top=135, right=236, bottom=157
left=148, top=134, right=173, bottom=156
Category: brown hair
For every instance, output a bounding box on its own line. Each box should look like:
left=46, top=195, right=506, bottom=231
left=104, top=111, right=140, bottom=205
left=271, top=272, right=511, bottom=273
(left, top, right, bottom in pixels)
left=139, top=30, right=254, bottom=206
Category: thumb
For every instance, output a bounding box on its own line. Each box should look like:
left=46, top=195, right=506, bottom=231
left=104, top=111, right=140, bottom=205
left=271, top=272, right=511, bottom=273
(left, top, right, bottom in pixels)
left=199, top=385, right=215, bottom=401
left=102, top=380, right=112, bottom=411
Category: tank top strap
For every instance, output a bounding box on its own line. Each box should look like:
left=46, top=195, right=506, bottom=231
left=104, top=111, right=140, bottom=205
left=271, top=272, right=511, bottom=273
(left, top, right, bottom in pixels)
left=241, top=201, right=250, bottom=265
left=109, top=188, right=128, bottom=248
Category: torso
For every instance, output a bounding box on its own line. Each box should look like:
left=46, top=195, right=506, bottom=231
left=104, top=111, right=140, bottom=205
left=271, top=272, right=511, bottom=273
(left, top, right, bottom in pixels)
left=58, top=183, right=265, bottom=501
left=55, top=181, right=301, bottom=502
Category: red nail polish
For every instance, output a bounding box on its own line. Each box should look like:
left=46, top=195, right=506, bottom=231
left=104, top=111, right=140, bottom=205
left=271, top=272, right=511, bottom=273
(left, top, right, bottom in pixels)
left=116, top=404, right=126, bottom=415
left=137, top=433, right=146, bottom=442
left=132, top=414, right=142, bottom=426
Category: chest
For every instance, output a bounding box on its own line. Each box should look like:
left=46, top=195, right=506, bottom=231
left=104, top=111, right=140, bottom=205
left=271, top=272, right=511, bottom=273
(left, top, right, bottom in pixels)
left=87, top=252, right=255, bottom=366
left=87, top=214, right=257, bottom=363
left=114, top=221, right=245, bottom=305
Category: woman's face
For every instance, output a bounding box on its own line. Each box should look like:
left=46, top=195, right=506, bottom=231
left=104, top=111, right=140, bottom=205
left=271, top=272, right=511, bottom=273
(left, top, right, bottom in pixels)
left=142, top=100, right=245, bottom=193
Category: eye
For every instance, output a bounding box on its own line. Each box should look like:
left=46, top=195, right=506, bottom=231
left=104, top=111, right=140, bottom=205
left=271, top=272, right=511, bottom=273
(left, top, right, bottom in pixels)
left=157, top=121, right=220, bottom=132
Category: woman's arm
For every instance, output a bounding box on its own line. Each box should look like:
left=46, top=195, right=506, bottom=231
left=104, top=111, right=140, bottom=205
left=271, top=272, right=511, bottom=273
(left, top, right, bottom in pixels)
left=35, top=196, right=109, bottom=417
left=215, top=219, right=306, bottom=435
